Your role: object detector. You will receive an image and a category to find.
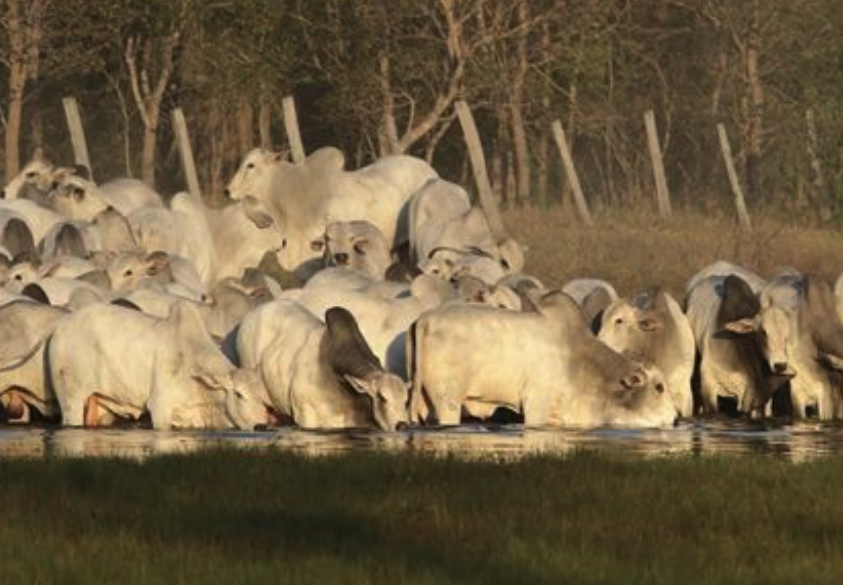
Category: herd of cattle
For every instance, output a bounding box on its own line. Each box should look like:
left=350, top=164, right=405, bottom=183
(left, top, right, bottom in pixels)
left=1, top=147, right=843, bottom=432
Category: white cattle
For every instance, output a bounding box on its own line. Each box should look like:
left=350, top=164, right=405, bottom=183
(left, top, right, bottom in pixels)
left=226, top=147, right=437, bottom=275
left=300, top=266, right=408, bottom=300
left=686, top=260, right=766, bottom=296
left=237, top=302, right=409, bottom=430
left=686, top=274, right=795, bottom=416
left=0, top=199, right=64, bottom=243
left=2, top=158, right=69, bottom=205
left=50, top=175, right=162, bottom=220
left=105, top=250, right=205, bottom=300
left=407, top=291, right=678, bottom=428
left=48, top=302, right=273, bottom=430
left=38, top=221, right=100, bottom=260
left=419, top=246, right=507, bottom=285
left=130, top=193, right=282, bottom=287
left=118, top=276, right=272, bottom=339
left=764, top=274, right=843, bottom=419
left=407, top=178, right=525, bottom=276
left=598, top=290, right=696, bottom=417
left=0, top=300, right=68, bottom=421
left=317, top=220, right=392, bottom=279
left=297, top=274, right=455, bottom=377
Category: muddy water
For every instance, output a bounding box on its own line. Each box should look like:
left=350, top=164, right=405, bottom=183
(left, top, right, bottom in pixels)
left=2, top=420, right=843, bottom=461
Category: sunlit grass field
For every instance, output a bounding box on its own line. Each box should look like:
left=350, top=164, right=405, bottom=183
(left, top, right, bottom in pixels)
left=2, top=450, right=843, bottom=585
left=506, top=204, right=843, bottom=295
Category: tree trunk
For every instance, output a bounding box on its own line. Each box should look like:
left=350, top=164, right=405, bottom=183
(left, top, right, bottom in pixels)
left=4, top=0, right=28, bottom=181
left=743, top=0, right=764, bottom=202
left=509, top=0, right=531, bottom=205
left=141, top=126, right=158, bottom=188
left=258, top=93, right=272, bottom=150
left=237, top=96, right=254, bottom=154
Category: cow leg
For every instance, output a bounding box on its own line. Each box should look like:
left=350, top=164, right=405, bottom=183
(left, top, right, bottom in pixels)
left=699, top=366, right=719, bottom=414
left=426, top=385, right=461, bottom=426
left=523, top=395, right=551, bottom=428
left=789, top=380, right=811, bottom=420
left=83, top=395, right=100, bottom=428
left=60, top=400, right=85, bottom=427
left=816, top=389, right=833, bottom=421
left=409, top=385, right=430, bottom=425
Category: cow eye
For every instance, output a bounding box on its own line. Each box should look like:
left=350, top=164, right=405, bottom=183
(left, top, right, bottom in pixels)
left=124, top=269, right=133, bottom=277
left=235, top=391, right=245, bottom=399
left=14, top=274, right=22, bottom=280
left=25, top=172, right=37, bottom=179
left=614, top=318, right=624, bottom=325
left=246, top=163, right=255, bottom=170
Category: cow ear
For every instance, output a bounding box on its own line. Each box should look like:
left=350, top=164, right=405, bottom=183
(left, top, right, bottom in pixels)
left=193, top=372, right=233, bottom=393
left=321, top=307, right=382, bottom=380
left=720, top=274, right=760, bottom=323
left=723, top=318, right=756, bottom=334
left=241, top=196, right=275, bottom=230
left=344, top=374, right=377, bottom=398
left=819, top=352, right=843, bottom=372
left=638, top=315, right=663, bottom=332
left=621, top=369, right=648, bottom=389
left=352, top=238, right=370, bottom=255
left=144, top=251, right=170, bottom=275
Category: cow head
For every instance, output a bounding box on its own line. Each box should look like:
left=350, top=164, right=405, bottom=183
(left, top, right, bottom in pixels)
left=106, top=251, right=172, bottom=292
left=607, top=363, right=679, bottom=428
left=321, top=220, right=391, bottom=279
left=322, top=307, right=409, bottom=431
left=195, top=368, right=278, bottom=430
left=225, top=148, right=285, bottom=201
left=719, top=274, right=795, bottom=377
left=50, top=175, right=107, bottom=221
left=5, top=252, right=41, bottom=293
left=799, top=275, right=843, bottom=373
left=2, top=158, right=55, bottom=202
left=599, top=292, right=665, bottom=352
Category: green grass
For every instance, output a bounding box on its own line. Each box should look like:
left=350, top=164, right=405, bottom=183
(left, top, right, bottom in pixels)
left=2, top=450, right=843, bottom=584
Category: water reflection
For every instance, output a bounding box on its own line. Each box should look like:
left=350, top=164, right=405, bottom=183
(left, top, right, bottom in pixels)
left=2, top=419, right=843, bottom=462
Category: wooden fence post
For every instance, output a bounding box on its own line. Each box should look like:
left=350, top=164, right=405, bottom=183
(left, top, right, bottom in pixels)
left=62, top=97, right=93, bottom=179
left=171, top=108, right=202, bottom=199
left=644, top=110, right=672, bottom=219
left=455, top=100, right=506, bottom=240
left=717, top=123, right=752, bottom=230
left=282, top=96, right=305, bottom=164
left=551, top=120, right=593, bottom=225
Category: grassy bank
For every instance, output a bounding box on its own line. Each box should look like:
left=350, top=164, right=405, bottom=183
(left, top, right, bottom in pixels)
left=505, top=205, right=843, bottom=295
left=2, top=450, right=843, bottom=584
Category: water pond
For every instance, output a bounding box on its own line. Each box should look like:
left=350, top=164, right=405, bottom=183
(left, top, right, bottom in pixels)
left=2, top=419, right=843, bottom=461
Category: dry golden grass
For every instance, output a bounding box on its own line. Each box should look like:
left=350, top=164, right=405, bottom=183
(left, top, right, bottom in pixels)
left=505, top=203, right=843, bottom=298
